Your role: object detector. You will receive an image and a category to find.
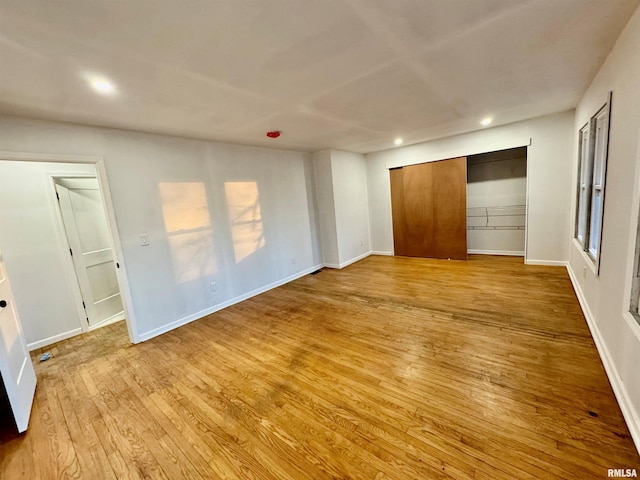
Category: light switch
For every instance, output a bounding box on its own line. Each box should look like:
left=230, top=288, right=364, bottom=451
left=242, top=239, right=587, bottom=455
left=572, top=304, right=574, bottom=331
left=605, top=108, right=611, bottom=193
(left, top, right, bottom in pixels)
left=139, top=234, right=150, bottom=246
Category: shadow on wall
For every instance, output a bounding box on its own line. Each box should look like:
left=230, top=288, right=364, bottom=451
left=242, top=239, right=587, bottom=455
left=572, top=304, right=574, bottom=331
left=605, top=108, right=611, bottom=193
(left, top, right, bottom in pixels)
left=223, top=180, right=266, bottom=264
left=158, top=179, right=267, bottom=287
left=159, top=182, right=217, bottom=284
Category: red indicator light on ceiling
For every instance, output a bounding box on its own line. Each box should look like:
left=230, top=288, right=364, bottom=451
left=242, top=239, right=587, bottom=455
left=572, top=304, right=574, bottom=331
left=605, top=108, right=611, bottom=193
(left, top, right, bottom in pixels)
left=266, top=130, right=281, bottom=138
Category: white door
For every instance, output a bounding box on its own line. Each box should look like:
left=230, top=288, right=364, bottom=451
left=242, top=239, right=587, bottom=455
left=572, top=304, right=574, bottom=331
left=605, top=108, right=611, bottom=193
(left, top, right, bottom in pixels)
left=55, top=178, right=124, bottom=330
left=0, top=248, right=37, bottom=433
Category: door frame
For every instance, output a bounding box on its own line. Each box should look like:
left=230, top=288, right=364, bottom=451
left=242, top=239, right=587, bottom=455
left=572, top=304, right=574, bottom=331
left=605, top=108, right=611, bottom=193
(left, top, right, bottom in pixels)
left=0, top=151, right=139, bottom=344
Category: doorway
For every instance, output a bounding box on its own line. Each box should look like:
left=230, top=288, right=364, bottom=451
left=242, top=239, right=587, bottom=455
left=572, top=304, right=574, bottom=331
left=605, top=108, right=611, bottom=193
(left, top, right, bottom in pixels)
left=0, top=153, right=136, bottom=350
left=53, top=176, right=125, bottom=330
left=0, top=153, right=134, bottom=435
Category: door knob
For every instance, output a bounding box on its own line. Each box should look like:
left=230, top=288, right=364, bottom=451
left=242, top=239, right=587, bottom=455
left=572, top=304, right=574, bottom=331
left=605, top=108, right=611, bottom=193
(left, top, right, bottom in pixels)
left=0, top=300, right=6, bottom=308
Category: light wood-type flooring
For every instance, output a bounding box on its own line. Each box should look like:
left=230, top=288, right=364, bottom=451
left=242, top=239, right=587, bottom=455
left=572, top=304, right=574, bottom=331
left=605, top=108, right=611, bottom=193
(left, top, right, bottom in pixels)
left=1, top=255, right=639, bottom=479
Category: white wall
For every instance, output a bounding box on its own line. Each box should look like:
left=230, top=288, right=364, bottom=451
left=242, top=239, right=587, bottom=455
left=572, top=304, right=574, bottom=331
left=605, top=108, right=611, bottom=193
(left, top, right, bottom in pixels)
left=312, top=150, right=339, bottom=266
left=568, top=4, right=640, bottom=449
left=467, top=149, right=527, bottom=255
left=330, top=150, right=371, bottom=266
left=312, top=150, right=371, bottom=268
left=0, top=114, right=322, bottom=344
left=366, top=110, right=575, bottom=264
left=0, top=161, right=96, bottom=348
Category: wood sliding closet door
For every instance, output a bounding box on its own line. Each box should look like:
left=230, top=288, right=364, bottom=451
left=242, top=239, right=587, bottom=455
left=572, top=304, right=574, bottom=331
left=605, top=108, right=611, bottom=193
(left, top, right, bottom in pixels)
left=390, top=157, right=467, bottom=260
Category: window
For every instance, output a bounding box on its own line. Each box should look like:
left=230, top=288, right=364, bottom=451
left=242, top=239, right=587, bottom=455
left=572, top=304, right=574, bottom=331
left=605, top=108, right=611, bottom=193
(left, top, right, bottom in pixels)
left=575, top=123, right=591, bottom=245
left=588, top=107, right=610, bottom=259
left=574, top=93, right=611, bottom=272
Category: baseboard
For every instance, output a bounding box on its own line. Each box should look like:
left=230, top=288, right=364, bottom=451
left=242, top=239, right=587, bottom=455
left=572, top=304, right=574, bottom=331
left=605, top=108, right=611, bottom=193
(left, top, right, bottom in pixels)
left=338, top=251, right=371, bottom=269
left=524, top=259, right=568, bottom=266
left=89, top=311, right=126, bottom=331
left=370, top=251, right=393, bottom=256
left=468, top=249, right=524, bottom=256
left=137, top=264, right=323, bottom=343
left=323, top=263, right=341, bottom=269
left=566, top=264, right=640, bottom=453
left=323, top=251, right=373, bottom=270
left=27, top=327, right=83, bottom=351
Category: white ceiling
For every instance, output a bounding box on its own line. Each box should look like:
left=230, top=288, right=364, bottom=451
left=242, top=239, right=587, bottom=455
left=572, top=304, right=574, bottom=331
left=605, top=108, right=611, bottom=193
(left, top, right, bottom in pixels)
left=0, top=0, right=638, bottom=153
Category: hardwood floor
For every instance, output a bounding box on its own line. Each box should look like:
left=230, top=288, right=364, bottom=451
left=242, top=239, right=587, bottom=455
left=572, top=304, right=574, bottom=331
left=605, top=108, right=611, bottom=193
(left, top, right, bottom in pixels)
left=1, top=255, right=638, bottom=479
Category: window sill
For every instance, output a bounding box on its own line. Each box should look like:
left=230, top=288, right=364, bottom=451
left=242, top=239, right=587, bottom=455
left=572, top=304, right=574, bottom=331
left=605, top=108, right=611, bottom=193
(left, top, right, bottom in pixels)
left=572, top=238, right=598, bottom=276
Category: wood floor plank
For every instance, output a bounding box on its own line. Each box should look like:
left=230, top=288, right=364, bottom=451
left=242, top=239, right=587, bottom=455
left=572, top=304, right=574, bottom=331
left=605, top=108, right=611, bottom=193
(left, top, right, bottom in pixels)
left=175, top=314, right=558, bottom=479
left=1, top=255, right=639, bottom=479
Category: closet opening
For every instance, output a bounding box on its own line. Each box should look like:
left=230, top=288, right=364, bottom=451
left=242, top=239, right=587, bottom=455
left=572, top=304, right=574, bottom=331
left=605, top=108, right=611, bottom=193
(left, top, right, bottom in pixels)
left=466, top=147, right=528, bottom=258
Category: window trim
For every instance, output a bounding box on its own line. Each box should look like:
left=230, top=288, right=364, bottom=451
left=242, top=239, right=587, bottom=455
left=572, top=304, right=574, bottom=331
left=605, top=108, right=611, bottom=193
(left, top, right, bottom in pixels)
left=574, top=122, right=593, bottom=248
left=574, top=92, right=612, bottom=274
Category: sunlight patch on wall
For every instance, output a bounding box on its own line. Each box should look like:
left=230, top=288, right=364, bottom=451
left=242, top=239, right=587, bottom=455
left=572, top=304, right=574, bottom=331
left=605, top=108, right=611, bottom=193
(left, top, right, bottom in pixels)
left=159, top=182, right=216, bottom=283
left=224, top=181, right=265, bottom=263
left=160, top=182, right=211, bottom=231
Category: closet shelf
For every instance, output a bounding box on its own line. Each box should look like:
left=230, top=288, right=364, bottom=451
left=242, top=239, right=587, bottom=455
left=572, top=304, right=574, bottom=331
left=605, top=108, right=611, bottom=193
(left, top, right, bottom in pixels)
left=467, top=205, right=526, bottom=230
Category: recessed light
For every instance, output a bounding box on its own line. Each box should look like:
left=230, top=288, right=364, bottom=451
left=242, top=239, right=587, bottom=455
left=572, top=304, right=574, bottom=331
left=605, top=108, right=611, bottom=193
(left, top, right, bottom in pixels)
left=83, top=73, right=117, bottom=95
left=394, top=138, right=403, bottom=146
left=481, top=117, right=492, bottom=126
left=92, top=80, right=115, bottom=94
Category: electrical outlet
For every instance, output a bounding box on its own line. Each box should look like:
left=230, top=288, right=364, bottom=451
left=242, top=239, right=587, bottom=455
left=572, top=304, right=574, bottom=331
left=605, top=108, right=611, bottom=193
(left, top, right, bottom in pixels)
left=139, top=234, right=149, bottom=246
left=360, top=239, right=364, bottom=247
left=210, top=281, right=217, bottom=292
left=291, top=256, right=296, bottom=265
left=583, top=266, right=587, bottom=278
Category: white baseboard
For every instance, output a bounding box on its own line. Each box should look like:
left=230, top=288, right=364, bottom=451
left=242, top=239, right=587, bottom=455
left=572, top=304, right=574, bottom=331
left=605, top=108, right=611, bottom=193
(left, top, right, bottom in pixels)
left=324, top=251, right=372, bottom=269
left=27, top=327, right=83, bottom=351
left=524, top=259, right=568, bottom=266
left=370, top=251, right=393, bottom=256
left=566, top=264, right=640, bottom=454
left=468, top=249, right=524, bottom=256
left=89, top=311, right=126, bottom=331
left=137, top=264, right=323, bottom=343
left=339, top=251, right=371, bottom=269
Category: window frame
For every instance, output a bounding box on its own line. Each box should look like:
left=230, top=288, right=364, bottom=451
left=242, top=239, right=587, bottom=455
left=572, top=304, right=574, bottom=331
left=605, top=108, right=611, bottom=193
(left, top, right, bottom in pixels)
left=574, top=92, right=612, bottom=274
left=587, top=104, right=611, bottom=264
left=574, top=122, right=593, bottom=247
